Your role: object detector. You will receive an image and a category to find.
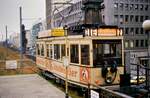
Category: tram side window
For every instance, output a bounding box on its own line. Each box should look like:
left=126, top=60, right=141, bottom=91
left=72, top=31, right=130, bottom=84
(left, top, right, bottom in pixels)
left=41, top=44, right=44, bottom=56
left=54, top=44, right=60, bottom=60
left=70, top=45, right=79, bottom=63
left=49, top=44, right=53, bottom=59
left=61, top=44, right=66, bottom=58
left=37, top=44, right=40, bottom=55
left=46, top=44, right=49, bottom=57
left=81, top=45, right=90, bottom=65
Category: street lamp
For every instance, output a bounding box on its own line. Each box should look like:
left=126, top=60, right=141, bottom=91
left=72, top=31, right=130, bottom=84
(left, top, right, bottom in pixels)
left=63, top=25, right=69, bottom=98
left=142, top=20, right=150, bottom=91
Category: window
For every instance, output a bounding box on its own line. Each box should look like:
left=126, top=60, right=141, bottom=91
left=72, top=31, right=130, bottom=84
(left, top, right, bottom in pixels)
left=140, top=40, right=144, bottom=47
left=145, top=40, right=148, bottom=47
left=135, top=28, right=139, bottom=34
left=114, top=15, right=118, bottom=23
left=130, top=40, right=134, bottom=48
left=46, top=44, right=49, bottom=57
left=125, top=28, right=129, bottom=34
left=130, top=28, right=134, bottom=35
left=135, top=16, right=139, bottom=22
left=140, top=16, right=144, bottom=22
left=135, top=4, right=138, bottom=10
left=145, top=5, right=148, bottom=11
left=70, top=45, right=79, bottom=63
left=119, top=3, right=123, bottom=9
left=140, top=28, right=144, bottom=34
left=140, top=4, right=143, bottom=10
left=130, top=15, right=134, bottom=22
left=125, top=15, right=129, bottom=23
left=81, top=45, right=90, bottom=65
left=120, top=15, right=123, bottom=24
left=114, top=3, right=118, bottom=9
left=136, top=40, right=139, bottom=47
left=41, top=44, right=44, bottom=56
left=125, top=40, right=129, bottom=48
left=125, top=4, right=129, bottom=10
left=54, top=44, right=60, bottom=60
left=61, top=44, right=66, bottom=58
left=130, top=4, right=134, bottom=10
left=49, top=44, right=53, bottom=59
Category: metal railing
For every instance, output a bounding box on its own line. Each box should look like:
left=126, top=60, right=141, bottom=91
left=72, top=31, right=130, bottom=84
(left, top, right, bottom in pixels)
left=131, top=63, right=150, bottom=89
left=0, top=59, right=38, bottom=75
left=91, top=84, right=133, bottom=98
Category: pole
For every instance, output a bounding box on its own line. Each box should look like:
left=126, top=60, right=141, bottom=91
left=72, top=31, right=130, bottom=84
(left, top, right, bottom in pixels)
left=147, top=31, right=150, bottom=91
left=20, top=7, right=23, bottom=67
left=64, top=25, right=68, bottom=98
left=5, top=26, right=8, bottom=59
left=88, top=83, right=90, bottom=98
left=65, top=66, right=68, bottom=98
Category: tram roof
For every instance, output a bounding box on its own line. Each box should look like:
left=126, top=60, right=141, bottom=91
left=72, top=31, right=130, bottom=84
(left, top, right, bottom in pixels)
left=37, top=25, right=123, bottom=39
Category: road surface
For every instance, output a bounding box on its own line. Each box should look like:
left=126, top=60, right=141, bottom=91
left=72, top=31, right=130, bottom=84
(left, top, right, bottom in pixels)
left=0, top=74, right=65, bottom=98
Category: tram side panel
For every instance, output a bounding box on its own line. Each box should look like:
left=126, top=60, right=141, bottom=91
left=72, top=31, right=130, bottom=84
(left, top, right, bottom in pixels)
left=36, top=56, right=124, bottom=87
left=90, top=67, right=124, bottom=86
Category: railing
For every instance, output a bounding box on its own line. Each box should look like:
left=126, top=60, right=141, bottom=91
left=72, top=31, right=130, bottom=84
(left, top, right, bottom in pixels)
left=91, top=84, right=133, bottom=98
left=131, top=63, right=150, bottom=98
left=131, top=63, right=150, bottom=89
left=0, top=59, right=38, bottom=75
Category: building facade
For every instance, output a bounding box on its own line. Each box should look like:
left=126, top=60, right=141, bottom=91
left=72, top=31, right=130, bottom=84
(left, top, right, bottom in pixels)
left=31, top=20, right=46, bottom=49
left=9, top=33, right=20, bottom=49
left=46, top=0, right=150, bottom=69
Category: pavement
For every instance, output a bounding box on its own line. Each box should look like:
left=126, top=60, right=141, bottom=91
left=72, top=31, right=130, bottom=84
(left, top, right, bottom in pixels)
left=0, top=74, right=65, bottom=98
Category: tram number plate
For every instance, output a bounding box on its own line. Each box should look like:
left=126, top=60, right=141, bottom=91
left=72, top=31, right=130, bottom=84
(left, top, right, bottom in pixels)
left=91, top=90, right=99, bottom=98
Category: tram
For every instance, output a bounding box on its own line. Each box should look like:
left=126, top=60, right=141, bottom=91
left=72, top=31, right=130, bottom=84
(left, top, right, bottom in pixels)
left=36, top=25, right=124, bottom=88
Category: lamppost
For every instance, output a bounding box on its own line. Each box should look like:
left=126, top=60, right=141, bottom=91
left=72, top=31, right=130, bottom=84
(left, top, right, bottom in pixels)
left=63, top=25, right=69, bottom=98
left=142, top=20, right=150, bottom=91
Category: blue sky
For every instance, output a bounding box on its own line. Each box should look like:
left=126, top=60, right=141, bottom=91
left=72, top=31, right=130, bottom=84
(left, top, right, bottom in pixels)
left=0, top=0, right=45, bottom=41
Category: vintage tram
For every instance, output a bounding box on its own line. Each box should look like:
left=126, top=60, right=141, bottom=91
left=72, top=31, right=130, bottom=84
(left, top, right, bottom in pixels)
left=36, top=25, right=124, bottom=88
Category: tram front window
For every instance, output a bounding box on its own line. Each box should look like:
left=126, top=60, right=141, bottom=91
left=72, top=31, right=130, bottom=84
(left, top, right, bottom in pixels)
left=93, top=40, right=122, bottom=67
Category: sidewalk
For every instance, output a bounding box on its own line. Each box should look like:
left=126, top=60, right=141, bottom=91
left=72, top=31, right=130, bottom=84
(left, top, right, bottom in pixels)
left=0, top=74, right=65, bottom=98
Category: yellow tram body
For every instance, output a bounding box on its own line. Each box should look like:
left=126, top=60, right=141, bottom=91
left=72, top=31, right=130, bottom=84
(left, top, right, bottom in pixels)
left=36, top=26, right=124, bottom=88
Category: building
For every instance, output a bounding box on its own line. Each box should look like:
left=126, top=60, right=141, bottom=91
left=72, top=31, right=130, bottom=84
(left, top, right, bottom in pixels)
left=31, top=20, right=46, bottom=49
left=46, top=0, right=80, bottom=29
left=9, top=33, right=20, bottom=49
left=46, top=0, right=150, bottom=71
left=102, top=0, right=150, bottom=73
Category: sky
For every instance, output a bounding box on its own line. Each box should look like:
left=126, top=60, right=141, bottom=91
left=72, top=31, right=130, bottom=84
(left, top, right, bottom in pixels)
left=0, top=0, right=45, bottom=41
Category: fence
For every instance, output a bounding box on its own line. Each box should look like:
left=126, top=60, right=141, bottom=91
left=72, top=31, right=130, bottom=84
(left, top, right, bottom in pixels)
left=0, top=59, right=38, bottom=75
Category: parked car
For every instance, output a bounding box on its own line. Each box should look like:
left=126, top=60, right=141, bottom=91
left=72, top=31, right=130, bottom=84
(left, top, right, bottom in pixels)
left=130, top=76, right=146, bottom=84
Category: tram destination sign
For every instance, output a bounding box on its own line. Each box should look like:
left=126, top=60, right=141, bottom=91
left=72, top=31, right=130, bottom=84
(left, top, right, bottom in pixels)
left=85, top=28, right=123, bottom=36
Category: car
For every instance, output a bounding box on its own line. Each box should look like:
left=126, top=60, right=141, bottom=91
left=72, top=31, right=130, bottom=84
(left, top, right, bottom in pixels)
left=130, top=76, right=146, bottom=84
